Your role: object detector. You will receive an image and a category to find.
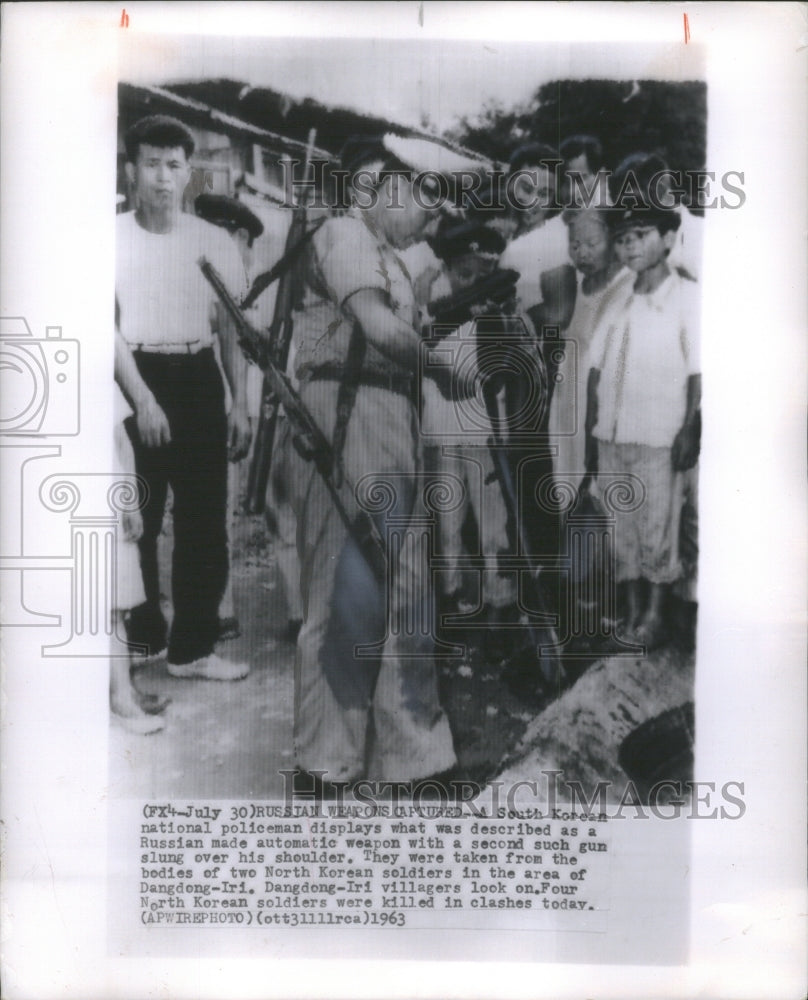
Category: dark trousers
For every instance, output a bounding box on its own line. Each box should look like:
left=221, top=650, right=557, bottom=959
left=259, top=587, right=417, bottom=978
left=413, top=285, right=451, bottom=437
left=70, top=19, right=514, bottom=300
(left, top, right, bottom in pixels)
left=126, top=348, right=228, bottom=664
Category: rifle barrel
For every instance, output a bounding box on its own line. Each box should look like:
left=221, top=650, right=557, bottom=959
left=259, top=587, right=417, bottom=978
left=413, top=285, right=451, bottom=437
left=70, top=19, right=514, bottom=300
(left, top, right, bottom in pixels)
left=198, top=255, right=388, bottom=579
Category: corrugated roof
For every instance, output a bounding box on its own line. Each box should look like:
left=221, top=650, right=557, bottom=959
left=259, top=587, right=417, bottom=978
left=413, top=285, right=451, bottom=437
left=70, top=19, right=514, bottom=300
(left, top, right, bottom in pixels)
left=119, top=82, right=334, bottom=160
left=159, top=79, right=489, bottom=163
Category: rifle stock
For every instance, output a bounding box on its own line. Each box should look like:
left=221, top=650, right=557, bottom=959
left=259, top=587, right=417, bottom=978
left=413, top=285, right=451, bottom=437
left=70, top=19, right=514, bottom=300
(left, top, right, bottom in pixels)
left=244, top=213, right=307, bottom=514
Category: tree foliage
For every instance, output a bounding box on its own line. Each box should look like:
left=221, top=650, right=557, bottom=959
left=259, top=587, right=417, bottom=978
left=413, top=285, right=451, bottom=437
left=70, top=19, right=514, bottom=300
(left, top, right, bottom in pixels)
left=452, top=79, right=707, bottom=174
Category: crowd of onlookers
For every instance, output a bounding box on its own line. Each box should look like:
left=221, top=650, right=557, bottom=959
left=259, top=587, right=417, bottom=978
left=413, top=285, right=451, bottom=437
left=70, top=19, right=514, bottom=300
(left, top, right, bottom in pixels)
left=112, top=114, right=701, bottom=792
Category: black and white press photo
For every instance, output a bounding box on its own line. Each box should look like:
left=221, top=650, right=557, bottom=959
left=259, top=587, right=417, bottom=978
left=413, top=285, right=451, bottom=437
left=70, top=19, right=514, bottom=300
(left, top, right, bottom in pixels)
left=1, top=4, right=805, bottom=999
left=98, top=26, right=716, bottom=966
left=110, top=38, right=708, bottom=811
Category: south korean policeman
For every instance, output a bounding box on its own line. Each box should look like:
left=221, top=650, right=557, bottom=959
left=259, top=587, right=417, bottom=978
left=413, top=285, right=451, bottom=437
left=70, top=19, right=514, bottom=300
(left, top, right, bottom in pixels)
left=289, top=133, right=484, bottom=789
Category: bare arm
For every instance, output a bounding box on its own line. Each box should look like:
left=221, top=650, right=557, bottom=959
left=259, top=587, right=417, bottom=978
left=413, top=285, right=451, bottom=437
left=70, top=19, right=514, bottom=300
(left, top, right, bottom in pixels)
left=113, top=420, right=143, bottom=541
left=672, top=373, right=701, bottom=471
left=114, top=328, right=171, bottom=448
left=346, top=288, right=477, bottom=399
left=344, top=288, right=422, bottom=369
left=215, top=303, right=252, bottom=461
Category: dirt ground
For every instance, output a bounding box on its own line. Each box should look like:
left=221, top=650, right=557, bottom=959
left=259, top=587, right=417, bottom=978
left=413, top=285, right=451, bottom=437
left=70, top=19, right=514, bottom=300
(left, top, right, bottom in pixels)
left=108, top=502, right=695, bottom=801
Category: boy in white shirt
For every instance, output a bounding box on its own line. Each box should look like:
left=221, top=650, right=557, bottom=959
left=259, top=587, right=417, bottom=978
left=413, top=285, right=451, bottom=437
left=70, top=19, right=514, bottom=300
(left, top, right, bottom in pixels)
left=585, top=205, right=701, bottom=648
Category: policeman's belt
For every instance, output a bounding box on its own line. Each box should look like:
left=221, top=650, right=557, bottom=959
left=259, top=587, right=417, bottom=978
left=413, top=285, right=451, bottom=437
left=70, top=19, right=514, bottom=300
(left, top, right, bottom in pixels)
left=305, top=365, right=415, bottom=399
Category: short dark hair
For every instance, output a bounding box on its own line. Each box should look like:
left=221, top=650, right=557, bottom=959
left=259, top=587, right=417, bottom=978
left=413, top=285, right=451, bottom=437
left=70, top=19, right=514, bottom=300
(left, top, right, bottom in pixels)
left=508, top=142, right=560, bottom=174
left=560, top=134, right=605, bottom=173
left=124, top=115, right=195, bottom=164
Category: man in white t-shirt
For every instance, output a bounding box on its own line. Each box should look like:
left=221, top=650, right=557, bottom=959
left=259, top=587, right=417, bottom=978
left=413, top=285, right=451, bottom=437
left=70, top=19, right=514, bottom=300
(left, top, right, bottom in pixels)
left=115, top=115, right=251, bottom=681
left=559, top=134, right=611, bottom=209
left=500, top=143, right=571, bottom=321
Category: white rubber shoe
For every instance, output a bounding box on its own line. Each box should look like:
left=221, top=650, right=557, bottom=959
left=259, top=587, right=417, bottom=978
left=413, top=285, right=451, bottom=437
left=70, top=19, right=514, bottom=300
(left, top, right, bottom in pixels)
left=111, top=708, right=166, bottom=735
left=167, top=653, right=249, bottom=681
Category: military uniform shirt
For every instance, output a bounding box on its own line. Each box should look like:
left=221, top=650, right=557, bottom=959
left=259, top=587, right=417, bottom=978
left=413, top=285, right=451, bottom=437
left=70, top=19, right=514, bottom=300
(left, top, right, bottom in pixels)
left=294, top=213, right=418, bottom=380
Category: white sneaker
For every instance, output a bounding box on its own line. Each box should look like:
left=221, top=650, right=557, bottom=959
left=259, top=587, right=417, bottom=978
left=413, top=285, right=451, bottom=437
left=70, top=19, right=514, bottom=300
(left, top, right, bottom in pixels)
left=167, top=653, right=249, bottom=681
left=112, top=710, right=166, bottom=735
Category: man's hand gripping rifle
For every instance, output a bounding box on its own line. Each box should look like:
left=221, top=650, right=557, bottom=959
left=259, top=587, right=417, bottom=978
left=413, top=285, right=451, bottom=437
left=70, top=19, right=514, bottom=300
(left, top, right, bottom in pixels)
left=425, top=267, right=520, bottom=337
left=198, top=257, right=387, bottom=581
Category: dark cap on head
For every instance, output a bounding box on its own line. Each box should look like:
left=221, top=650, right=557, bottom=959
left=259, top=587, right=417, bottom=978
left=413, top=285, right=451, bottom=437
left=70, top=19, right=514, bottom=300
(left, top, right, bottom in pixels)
left=429, top=217, right=506, bottom=262
left=607, top=204, right=681, bottom=236
left=124, top=114, right=195, bottom=163
left=194, top=194, right=264, bottom=241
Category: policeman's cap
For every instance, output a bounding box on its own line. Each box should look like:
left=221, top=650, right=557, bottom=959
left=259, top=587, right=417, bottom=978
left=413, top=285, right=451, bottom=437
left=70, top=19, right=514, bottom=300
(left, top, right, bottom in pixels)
left=194, top=194, right=264, bottom=241
left=340, top=132, right=490, bottom=190
left=429, top=218, right=506, bottom=262
left=608, top=204, right=681, bottom=236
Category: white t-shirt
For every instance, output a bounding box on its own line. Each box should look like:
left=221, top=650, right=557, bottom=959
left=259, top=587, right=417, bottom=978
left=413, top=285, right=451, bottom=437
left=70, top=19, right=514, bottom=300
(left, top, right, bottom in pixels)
left=116, top=211, right=246, bottom=350
left=500, top=215, right=570, bottom=313
left=588, top=270, right=701, bottom=448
